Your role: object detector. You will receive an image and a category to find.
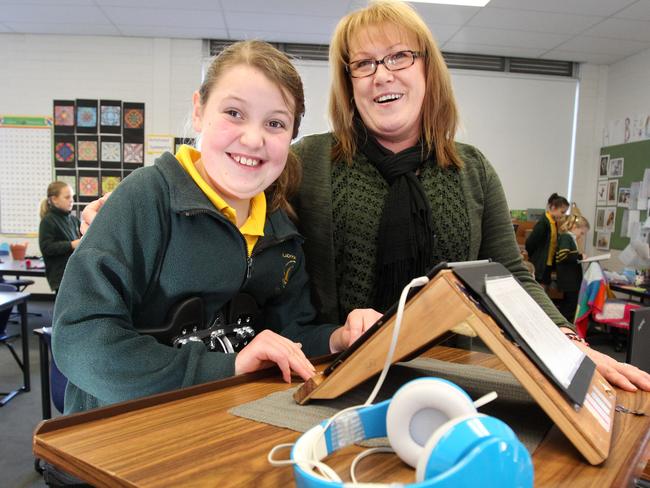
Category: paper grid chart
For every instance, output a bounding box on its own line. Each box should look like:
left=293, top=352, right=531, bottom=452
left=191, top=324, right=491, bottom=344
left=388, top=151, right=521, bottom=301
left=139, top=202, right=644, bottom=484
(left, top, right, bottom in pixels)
left=0, top=118, right=53, bottom=234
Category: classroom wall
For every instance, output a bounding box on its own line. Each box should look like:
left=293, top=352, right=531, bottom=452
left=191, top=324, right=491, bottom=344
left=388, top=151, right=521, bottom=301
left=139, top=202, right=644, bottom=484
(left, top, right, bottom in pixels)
left=4, top=32, right=644, bottom=289
left=0, top=33, right=203, bottom=293
left=574, top=46, right=650, bottom=271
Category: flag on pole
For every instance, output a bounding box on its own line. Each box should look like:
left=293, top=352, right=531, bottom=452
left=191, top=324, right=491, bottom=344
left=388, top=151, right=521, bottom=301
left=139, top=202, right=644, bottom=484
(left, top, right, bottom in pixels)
left=574, top=262, right=609, bottom=338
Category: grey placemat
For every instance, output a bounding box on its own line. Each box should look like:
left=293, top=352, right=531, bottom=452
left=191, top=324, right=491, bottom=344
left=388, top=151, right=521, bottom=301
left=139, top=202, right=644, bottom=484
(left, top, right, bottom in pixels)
left=229, top=358, right=551, bottom=453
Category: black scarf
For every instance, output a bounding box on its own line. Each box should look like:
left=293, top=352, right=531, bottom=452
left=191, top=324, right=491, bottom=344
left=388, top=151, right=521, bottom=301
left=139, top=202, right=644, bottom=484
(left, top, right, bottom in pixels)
left=355, top=120, right=434, bottom=311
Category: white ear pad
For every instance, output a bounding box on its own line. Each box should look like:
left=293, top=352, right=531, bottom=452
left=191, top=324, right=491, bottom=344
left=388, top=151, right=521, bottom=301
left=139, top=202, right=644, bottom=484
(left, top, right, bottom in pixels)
left=386, top=379, right=477, bottom=469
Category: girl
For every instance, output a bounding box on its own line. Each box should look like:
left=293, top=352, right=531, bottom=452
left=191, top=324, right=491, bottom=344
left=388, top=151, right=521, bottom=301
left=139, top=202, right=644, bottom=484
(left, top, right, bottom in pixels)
left=525, top=193, right=569, bottom=285
left=555, top=213, right=590, bottom=322
left=38, top=181, right=81, bottom=292
left=52, top=40, right=380, bottom=414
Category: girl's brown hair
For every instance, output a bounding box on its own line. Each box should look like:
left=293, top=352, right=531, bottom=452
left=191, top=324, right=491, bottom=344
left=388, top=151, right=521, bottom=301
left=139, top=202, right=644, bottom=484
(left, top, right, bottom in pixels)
left=329, top=0, right=463, bottom=168
left=198, top=40, right=305, bottom=221
left=39, top=181, right=70, bottom=219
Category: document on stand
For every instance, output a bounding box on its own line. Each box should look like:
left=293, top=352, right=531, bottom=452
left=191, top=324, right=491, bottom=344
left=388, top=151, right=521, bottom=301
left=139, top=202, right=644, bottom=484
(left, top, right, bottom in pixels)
left=485, top=276, right=584, bottom=388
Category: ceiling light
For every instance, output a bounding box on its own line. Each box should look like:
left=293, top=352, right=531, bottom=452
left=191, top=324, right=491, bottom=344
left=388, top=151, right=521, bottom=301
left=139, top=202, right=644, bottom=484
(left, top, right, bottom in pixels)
left=409, top=0, right=491, bottom=6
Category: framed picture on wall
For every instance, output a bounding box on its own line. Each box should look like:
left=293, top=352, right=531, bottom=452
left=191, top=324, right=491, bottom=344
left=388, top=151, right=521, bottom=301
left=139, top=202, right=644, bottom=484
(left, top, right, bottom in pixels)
left=596, top=232, right=611, bottom=250
left=597, top=181, right=608, bottom=204
left=607, top=180, right=618, bottom=205
left=599, top=154, right=609, bottom=179
left=608, top=157, right=624, bottom=178
left=618, top=187, right=631, bottom=208
left=604, top=207, right=617, bottom=232
left=595, top=208, right=606, bottom=232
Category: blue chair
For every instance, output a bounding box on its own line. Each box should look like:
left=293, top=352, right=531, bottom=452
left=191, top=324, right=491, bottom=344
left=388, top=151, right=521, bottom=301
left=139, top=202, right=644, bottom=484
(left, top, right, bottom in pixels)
left=34, top=326, right=68, bottom=475
left=35, top=327, right=67, bottom=419
left=0, top=283, right=24, bottom=405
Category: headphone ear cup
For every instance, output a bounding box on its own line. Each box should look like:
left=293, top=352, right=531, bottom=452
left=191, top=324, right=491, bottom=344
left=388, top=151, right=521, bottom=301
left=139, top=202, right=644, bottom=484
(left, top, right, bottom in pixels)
left=386, top=378, right=477, bottom=469
left=415, top=415, right=519, bottom=482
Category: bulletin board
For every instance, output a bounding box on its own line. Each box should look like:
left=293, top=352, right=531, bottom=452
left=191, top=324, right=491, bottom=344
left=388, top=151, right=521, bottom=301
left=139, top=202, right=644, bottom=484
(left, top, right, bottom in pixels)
left=0, top=116, right=53, bottom=234
left=595, top=139, right=650, bottom=250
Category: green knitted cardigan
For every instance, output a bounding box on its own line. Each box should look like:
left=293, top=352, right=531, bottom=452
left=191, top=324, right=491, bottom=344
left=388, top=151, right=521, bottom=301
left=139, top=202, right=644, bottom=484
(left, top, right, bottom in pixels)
left=291, top=132, right=571, bottom=330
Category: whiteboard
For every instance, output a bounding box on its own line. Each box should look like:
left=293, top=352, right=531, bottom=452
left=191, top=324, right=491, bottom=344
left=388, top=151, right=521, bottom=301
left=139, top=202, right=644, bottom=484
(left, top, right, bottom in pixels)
left=0, top=117, right=53, bottom=234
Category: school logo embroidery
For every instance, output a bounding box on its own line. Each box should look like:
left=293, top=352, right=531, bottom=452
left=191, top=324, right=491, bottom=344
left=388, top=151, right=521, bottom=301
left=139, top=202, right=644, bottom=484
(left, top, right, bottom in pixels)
left=282, top=253, right=297, bottom=288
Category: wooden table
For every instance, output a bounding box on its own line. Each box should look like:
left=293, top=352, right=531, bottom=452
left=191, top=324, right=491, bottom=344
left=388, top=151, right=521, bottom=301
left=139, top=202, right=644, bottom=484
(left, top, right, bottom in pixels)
left=0, top=257, right=46, bottom=278
left=33, top=346, right=649, bottom=487
left=0, top=290, right=30, bottom=406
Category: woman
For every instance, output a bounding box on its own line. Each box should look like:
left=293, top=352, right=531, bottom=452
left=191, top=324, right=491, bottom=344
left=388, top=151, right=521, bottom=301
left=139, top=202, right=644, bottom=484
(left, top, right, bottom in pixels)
left=38, top=181, right=81, bottom=292
left=83, top=1, right=650, bottom=391
left=291, top=1, right=649, bottom=392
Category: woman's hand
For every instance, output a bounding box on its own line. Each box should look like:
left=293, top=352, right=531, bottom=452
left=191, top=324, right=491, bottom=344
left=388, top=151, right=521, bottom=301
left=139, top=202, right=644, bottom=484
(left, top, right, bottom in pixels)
left=80, top=192, right=112, bottom=235
left=568, top=334, right=650, bottom=392
left=329, top=308, right=383, bottom=353
left=234, top=329, right=316, bottom=383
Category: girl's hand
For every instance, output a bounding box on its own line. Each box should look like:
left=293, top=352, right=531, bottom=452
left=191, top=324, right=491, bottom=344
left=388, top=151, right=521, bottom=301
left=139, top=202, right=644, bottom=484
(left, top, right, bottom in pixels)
left=234, top=329, right=315, bottom=383
left=71, top=239, right=81, bottom=249
left=329, top=308, right=383, bottom=353
left=80, top=192, right=112, bottom=235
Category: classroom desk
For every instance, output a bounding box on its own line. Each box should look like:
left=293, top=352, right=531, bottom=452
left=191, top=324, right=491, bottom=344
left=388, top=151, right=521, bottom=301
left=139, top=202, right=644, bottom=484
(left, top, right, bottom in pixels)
left=0, top=258, right=46, bottom=278
left=0, top=290, right=30, bottom=406
left=33, top=345, right=649, bottom=487
left=610, top=283, right=650, bottom=304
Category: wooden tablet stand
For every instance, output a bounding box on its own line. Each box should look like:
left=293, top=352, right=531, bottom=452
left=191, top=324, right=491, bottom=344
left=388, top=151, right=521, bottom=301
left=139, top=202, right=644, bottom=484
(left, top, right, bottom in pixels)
left=294, top=270, right=615, bottom=465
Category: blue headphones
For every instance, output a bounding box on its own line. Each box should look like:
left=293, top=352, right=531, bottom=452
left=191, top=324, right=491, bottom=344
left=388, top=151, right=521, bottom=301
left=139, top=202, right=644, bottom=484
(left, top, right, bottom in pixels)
left=290, top=378, right=533, bottom=487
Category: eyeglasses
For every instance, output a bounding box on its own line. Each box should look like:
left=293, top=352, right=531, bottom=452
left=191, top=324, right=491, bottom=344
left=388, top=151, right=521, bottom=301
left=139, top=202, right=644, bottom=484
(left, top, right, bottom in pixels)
left=346, top=50, right=423, bottom=78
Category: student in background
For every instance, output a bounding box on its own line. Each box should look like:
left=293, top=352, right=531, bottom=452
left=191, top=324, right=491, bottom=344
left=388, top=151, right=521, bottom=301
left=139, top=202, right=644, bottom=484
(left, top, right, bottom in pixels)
left=38, top=181, right=81, bottom=292
left=52, top=40, right=380, bottom=414
left=525, top=193, right=570, bottom=285
left=555, top=213, right=590, bottom=322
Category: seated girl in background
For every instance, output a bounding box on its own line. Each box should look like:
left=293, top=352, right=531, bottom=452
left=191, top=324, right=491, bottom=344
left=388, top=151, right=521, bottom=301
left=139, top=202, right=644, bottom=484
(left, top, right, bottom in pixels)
left=38, top=181, right=81, bottom=293
left=52, top=40, right=380, bottom=414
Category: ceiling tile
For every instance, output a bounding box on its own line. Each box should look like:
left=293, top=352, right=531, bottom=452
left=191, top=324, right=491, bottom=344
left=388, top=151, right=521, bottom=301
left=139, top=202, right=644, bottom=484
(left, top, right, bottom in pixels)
left=442, top=41, right=547, bottom=58
left=228, top=29, right=331, bottom=45
left=102, top=6, right=226, bottom=29
left=1, top=21, right=120, bottom=36
left=426, top=24, right=462, bottom=44
left=409, top=3, right=481, bottom=26
left=97, top=0, right=223, bottom=8
left=583, top=18, right=650, bottom=42
left=221, top=0, right=349, bottom=17
left=0, top=4, right=109, bottom=23
left=0, top=0, right=96, bottom=5
left=224, top=12, right=338, bottom=36
left=540, top=49, right=620, bottom=65
left=556, top=35, right=650, bottom=55
left=469, top=7, right=602, bottom=35
left=119, top=25, right=229, bottom=39
left=486, top=0, right=637, bottom=17
left=450, top=26, right=571, bottom=50
left=614, top=0, right=650, bottom=21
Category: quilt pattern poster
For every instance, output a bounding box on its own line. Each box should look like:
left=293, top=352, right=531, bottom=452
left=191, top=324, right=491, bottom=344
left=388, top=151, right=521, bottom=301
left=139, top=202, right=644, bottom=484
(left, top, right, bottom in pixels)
left=52, top=99, right=145, bottom=217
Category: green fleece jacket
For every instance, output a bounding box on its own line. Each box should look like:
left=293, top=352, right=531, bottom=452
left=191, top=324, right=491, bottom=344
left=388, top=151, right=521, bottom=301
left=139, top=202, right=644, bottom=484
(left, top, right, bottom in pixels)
left=525, top=214, right=554, bottom=281
left=52, top=152, right=338, bottom=414
left=291, top=132, right=570, bottom=329
left=38, top=206, right=80, bottom=291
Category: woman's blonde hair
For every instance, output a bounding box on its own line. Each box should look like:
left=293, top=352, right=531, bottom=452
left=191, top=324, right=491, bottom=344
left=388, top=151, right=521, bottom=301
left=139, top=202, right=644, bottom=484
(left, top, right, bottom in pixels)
left=198, top=40, right=305, bottom=221
left=39, top=181, right=70, bottom=219
left=329, top=0, right=462, bottom=168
